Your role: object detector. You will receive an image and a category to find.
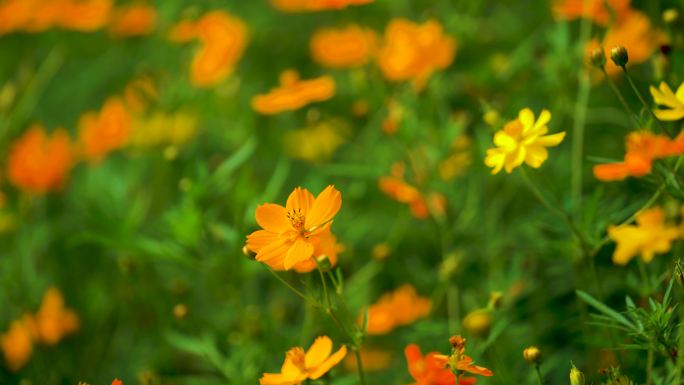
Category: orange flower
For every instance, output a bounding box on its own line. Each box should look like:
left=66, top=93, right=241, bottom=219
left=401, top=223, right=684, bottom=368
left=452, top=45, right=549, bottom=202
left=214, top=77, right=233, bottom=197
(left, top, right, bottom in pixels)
left=78, top=97, right=132, bottom=164
left=585, top=10, right=660, bottom=76
left=58, top=0, right=113, bottom=32
left=310, top=25, right=377, bottom=68
left=252, top=70, right=335, bottom=115
left=552, top=0, right=631, bottom=25
left=33, top=287, right=80, bottom=345
left=404, top=344, right=475, bottom=385
left=259, top=336, right=347, bottom=385
left=434, top=335, right=493, bottom=379
left=363, top=285, right=431, bottom=335
left=379, top=176, right=436, bottom=219
left=7, top=124, right=73, bottom=193
left=377, top=19, right=456, bottom=90
left=271, top=0, right=373, bottom=12
left=109, top=3, right=157, bottom=38
left=246, top=186, right=342, bottom=270
left=169, top=11, right=248, bottom=87
left=594, top=131, right=684, bottom=181
left=0, top=0, right=112, bottom=34
left=1, top=315, right=34, bottom=372
left=112, top=380, right=123, bottom=385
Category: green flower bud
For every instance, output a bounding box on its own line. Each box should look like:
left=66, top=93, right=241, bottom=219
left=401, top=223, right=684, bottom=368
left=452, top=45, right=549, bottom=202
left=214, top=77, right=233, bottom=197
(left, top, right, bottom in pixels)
left=590, top=48, right=606, bottom=69
left=610, top=46, right=629, bottom=68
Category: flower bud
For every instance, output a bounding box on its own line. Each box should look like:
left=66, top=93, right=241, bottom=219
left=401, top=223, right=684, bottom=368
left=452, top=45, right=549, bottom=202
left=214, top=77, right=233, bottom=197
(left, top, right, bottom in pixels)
left=610, top=46, right=629, bottom=68
left=463, top=309, right=492, bottom=337
left=675, top=260, right=684, bottom=288
left=570, top=364, right=585, bottom=385
left=523, top=346, right=542, bottom=364
left=663, top=9, right=679, bottom=24
left=590, top=48, right=606, bottom=69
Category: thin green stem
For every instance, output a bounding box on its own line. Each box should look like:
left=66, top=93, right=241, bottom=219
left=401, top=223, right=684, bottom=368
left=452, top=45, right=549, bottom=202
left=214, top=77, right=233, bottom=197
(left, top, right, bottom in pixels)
left=352, top=348, right=368, bottom=385
left=646, top=348, right=654, bottom=385
left=637, top=259, right=651, bottom=296
left=535, top=365, right=544, bottom=385
left=620, top=67, right=673, bottom=137
left=602, top=68, right=641, bottom=128
left=315, top=260, right=331, bottom=309
left=265, top=266, right=319, bottom=308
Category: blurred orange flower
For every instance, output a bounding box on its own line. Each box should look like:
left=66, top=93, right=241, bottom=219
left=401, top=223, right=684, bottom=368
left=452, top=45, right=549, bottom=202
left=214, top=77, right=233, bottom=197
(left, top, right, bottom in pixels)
left=169, top=10, right=248, bottom=87
left=246, top=185, right=342, bottom=270
left=363, top=285, right=431, bottom=335
left=259, top=336, right=347, bottom=385
left=377, top=19, right=456, bottom=90
left=310, top=25, right=377, bottom=68
left=608, top=207, right=679, bottom=265
left=0, top=0, right=112, bottom=35
left=7, top=124, right=73, bottom=194
left=78, top=97, right=132, bottom=164
left=59, top=0, right=112, bottom=31
left=252, top=70, right=336, bottom=115
left=0, top=316, right=34, bottom=372
left=109, top=3, right=157, bottom=38
left=271, top=0, right=373, bottom=12
left=585, top=10, right=660, bottom=76
left=593, top=131, right=684, bottom=181
left=343, top=348, right=392, bottom=372
left=552, top=0, right=631, bottom=25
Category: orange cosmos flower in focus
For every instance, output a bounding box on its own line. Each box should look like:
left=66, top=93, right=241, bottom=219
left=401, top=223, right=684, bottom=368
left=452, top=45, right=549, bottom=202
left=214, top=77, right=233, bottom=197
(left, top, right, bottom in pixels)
left=7, top=124, right=73, bottom=194
left=585, top=10, right=660, bottom=76
left=246, top=186, right=341, bottom=270
left=593, top=131, right=684, bottom=181
left=271, top=0, right=373, bottom=12
left=404, top=344, right=476, bottom=385
left=259, top=336, right=347, bottom=385
left=78, top=97, right=132, bottom=164
left=310, top=25, right=377, bottom=68
left=0, top=316, right=34, bottom=372
left=252, top=70, right=335, bottom=115
left=169, top=11, right=248, bottom=87
left=363, top=285, right=431, bottom=335
left=552, top=0, right=632, bottom=25
left=377, top=19, right=456, bottom=90
left=109, top=3, right=157, bottom=38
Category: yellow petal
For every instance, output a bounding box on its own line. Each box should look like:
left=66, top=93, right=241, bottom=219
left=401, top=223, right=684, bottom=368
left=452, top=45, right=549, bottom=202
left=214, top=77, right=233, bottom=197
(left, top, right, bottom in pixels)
left=535, top=132, right=566, bottom=147
left=524, top=146, right=548, bottom=168
left=654, top=108, right=684, bottom=121
left=675, top=81, right=684, bottom=101
left=309, top=345, right=348, bottom=380
left=305, top=336, right=333, bottom=369
left=534, top=109, right=551, bottom=130
left=283, top=238, right=314, bottom=270
left=305, top=185, right=341, bottom=230
left=493, top=131, right=516, bottom=150
left=256, top=203, right=291, bottom=233
left=518, top=108, right=535, bottom=133
left=484, top=149, right=505, bottom=174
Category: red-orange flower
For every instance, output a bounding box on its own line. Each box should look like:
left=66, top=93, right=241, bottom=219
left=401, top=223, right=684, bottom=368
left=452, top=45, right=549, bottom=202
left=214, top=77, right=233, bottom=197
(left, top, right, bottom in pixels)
left=108, top=3, right=157, bottom=38
left=404, top=344, right=476, bottom=385
left=363, top=285, right=431, bottom=335
left=7, top=124, right=73, bottom=193
left=552, top=0, right=631, bottom=25
left=252, top=70, right=336, bottom=115
left=271, top=0, right=373, bottom=12
left=310, top=25, right=377, bottom=68
left=434, top=335, right=493, bottom=379
left=78, top=97, right=132, bottom=164
left=246, top=186, right=342, bottom=270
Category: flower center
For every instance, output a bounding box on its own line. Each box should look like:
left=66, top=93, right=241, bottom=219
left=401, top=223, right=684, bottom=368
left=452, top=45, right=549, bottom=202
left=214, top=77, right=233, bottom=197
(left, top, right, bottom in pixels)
left=287, top=209, right=306, bottom=231
left=286, top=347, right=307, bottom=372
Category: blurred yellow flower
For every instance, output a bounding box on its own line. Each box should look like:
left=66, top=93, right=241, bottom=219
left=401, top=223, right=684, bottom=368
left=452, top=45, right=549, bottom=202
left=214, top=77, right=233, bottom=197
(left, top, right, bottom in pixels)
left=246, top=185, right=342, bottom=270
left=1, top=316, right=34, bottom=372
left=78, top=97, right=132, bottom=164
left=283, top=121, right=346, bottom=162
left=271, top=0, right=373, bottom=12
left=130, top=112, right=198, bottom=147
left=123, top=75, right=158, bottom=114
left=252, top=70, right=335, bottom=115
left=553, top=0, right=631, bottom=25
left=377, top=19, right=456, bottom=90
left=363, top=284, right=431, bottom=335
left=259, top=336, right=347, bottom=385
left=8, top=124, right=73, bottom=194
left=484, top=108, right=565, bottom=174
left=310, top=25, right=377, bottom=68
left=650, top=82, right=684, bottom=121
left=608, top=207, right=679, bottom=265
left=108, top=3, right=157, bottom=38
left=438, top=135, right=472, bottom=181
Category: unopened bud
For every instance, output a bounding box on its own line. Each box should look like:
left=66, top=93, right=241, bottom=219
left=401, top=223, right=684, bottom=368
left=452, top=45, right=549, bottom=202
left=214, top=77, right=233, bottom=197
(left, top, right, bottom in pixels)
left=590, top=48, right=606, bottom=69
left=523, top=346, right=542, bottom=364
left=610, top=46, right=629, bottom=68
left=675, top=260, right=684, bottom=288
left=570, top=364, right=585, bottom=385
left=173, top=303, right=188, bottom=319
left=488, top=291, right=503, bottom=309
left=663, top=9, right=679, bottom=24
left=462, top=309, right=492, bottom=337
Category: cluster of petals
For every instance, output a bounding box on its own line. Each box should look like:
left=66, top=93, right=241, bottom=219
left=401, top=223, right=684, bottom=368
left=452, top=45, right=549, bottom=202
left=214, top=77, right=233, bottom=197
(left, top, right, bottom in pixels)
left=363, top=284, right=431, bottom=335
left=484, top=108, right=565, bottom=174
left=169, top=10, right=248, bottom=87
left=1, top=288, right=79, bottom=371
left=377, top=19, right=456, bottom=90
left=0, top=0, right=112, bottom=35
left=593, top=131, right=684, bottom=181
left=246, top=185, right=342, bottom=271
left=650, top=81, right=684, bottom=121
left=378, top=176, right=437, bottom=219
left=78, top=97, right=133, bottom=164
left=271, top=0, right=374, bottom=12
left=310, top=25, right=378, bottom=68
left=251, top=70, right=335, bottom=115
left=608, top=207, right=680, bottom=265
left=259, top=336, right=347, bottom=385
left=404, top=344, right=462, bottom=385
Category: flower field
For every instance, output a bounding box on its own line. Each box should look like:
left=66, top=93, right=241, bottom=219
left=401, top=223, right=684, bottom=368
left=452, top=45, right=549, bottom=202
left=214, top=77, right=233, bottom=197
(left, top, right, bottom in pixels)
left=1, top=0, right=684, bottom=384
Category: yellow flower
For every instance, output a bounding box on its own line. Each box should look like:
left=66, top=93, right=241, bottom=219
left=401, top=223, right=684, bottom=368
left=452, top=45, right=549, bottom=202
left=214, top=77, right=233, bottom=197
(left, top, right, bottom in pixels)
left=650, top=81, right=684, bottom=121
left=259, top=336, right=347, bottom=385
left=608, top=207, right=679, bottom=265
left=484, top=108, right=565, bottom=174
left=283, top=121, right=347, bottom=162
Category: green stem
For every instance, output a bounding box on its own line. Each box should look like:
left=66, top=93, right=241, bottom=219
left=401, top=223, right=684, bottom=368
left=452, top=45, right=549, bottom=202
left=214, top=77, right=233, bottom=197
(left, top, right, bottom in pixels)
left=620, top=67, right=673, bottom=137
left=315, top=260, right=331, bottom=309
left=646, top=348, right=654, bottom=385
left=602, top=68, right=641, bottom=128
left=637, top=258, right=651, bottom=296
left=353, top=348, right=368, bottom=385
left=265, top=266, right=319, bottom=308
left=535, top=365, right=544, bottom=385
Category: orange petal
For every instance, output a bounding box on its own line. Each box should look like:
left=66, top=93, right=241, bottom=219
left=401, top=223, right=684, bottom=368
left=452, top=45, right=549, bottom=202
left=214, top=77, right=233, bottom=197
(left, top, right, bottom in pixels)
left=309, top=345, right=347, bottom=380
left=283, top=238, right=314, bottom=270
left=255, top=237, right=290, bottom=263
left=305, top=336, right=333, bottom=369
left=593, top=163, right=630, bottom=181
left=255, top=203, right=291, bottom=233
left=286, top=187, right=315, bottom=215
left=246, top=230, right=280, bottom=253
left=305, top=185, right=341, bottom=229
